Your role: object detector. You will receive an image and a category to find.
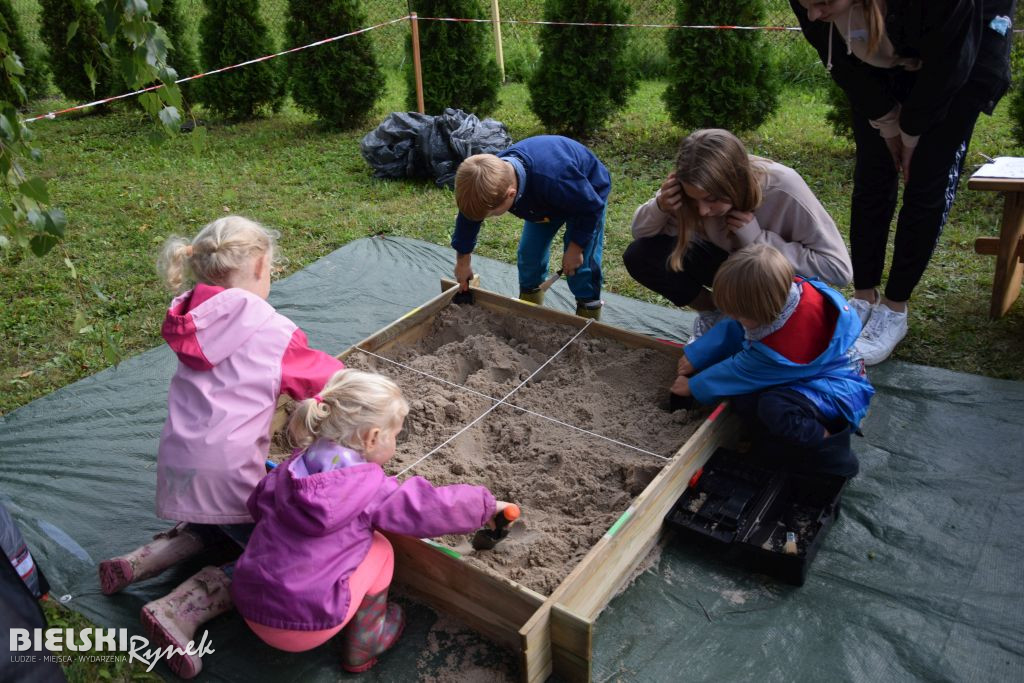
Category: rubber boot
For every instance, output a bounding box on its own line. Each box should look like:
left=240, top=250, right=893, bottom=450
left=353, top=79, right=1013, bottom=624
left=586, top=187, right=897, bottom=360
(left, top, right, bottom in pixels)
left=518, top=288, right=545, bottom=306
left=140, top=566, right=233, bottom=679
left=340, top=589, right=406, bottom=673
left=98, top=523, right=207, bottom=595
left=575, top=300, right=603, bottom=321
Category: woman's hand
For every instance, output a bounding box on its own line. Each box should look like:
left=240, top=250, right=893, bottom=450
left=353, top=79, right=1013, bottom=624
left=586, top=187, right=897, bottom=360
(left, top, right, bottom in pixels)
left=725, top=210, right=754, bottom=232
left=677, top=354, right=695, bottom=377
left=655, top=172, right=684, bottom=213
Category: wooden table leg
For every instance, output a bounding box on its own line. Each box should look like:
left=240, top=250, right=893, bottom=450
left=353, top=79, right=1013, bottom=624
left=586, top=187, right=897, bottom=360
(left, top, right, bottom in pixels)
left=989, top=191, right=1024, bottom=319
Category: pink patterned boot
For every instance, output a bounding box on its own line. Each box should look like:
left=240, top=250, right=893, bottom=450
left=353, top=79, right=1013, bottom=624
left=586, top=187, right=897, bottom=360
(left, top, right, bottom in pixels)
left=98, top=524, right=207, bottom=595
left=340, top=589, right=406, bottom=673
left=140, top=565, right=233, bottom=679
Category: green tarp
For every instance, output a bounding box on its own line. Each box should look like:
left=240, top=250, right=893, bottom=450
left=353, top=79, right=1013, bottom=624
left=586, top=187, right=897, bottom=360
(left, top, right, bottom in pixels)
left=2, top=237, right=1022, bottom=681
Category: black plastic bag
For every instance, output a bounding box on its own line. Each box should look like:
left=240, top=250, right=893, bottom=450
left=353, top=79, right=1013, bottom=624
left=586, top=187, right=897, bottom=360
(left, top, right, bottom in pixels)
left=360, top=108, right=512, bottom=188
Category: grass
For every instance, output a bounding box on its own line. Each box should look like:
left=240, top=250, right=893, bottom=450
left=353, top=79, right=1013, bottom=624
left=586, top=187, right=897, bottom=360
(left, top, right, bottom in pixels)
left=38, top=599, right=163, bottom=682
left=2, top=73, right=1024, bottom=418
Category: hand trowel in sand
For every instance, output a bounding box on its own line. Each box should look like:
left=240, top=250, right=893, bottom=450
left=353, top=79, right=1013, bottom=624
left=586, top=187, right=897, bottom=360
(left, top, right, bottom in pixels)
left=471, top=504, right=522, bottom=551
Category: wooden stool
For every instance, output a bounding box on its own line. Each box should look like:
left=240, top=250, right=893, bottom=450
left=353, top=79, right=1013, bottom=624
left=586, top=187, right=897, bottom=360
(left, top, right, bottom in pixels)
left=967, top=171, right=1024, bottom=319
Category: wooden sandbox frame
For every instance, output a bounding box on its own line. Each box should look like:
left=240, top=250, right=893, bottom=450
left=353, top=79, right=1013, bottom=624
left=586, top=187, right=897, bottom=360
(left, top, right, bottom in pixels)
left=283, top=280, right=739, bottom=682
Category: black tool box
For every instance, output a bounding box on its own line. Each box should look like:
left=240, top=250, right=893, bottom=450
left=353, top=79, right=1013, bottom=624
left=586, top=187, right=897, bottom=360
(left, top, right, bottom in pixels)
left=665, top=447, right=847, bottom=586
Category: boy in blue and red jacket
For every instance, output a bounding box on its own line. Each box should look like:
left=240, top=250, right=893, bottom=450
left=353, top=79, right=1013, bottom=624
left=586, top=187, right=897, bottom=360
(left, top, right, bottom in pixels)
left=672, top=244, right=874, bottom=477
left=451, top=135, right=611, bottom=319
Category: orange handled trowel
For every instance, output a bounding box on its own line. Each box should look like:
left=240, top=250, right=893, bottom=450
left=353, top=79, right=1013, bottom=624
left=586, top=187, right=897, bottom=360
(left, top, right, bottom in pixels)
left=471, top=504, right=521, bottom=551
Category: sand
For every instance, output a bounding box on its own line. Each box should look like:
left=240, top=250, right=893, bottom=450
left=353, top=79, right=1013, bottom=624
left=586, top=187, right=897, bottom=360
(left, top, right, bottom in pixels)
left=342, top=303, right=704, bottom=595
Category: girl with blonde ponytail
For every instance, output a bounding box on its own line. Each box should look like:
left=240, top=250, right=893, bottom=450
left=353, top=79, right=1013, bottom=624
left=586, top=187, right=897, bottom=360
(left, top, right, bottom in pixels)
left=98, top=215, right=345, bottom=678
left=231, top=368, right=515, bottom=672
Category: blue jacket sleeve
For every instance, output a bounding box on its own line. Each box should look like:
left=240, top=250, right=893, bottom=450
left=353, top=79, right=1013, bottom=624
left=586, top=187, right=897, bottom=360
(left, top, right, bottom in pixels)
left=451, top=212, right=484, bottom=254
left=689, top=345, right=838, bottom=405
left=683, top=319, right=746, bottom=371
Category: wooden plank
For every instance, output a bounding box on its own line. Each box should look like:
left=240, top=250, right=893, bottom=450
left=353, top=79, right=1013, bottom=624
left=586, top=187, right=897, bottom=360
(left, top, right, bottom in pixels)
left=968, top=175, right=1024, bottom=193
left=386, top=532, right=544, bottom=650
left=520, top=611, right=553, bottom=683
left=975, top=235, right=1024, bottom=259
left=550, top=604, right=592, bottom=681
left=990, top=191, right=1024, bottom=318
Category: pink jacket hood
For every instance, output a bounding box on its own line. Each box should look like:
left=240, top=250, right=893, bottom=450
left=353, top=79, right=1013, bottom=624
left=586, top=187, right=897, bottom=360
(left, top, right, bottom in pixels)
left=162, top=283, right=275, bottom=371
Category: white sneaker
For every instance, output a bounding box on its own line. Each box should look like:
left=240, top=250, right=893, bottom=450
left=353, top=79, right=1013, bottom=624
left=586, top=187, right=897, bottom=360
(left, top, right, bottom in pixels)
left=687, top=310, right=723, bottom=345
left=847, top=296, right=875, bottom=328
left=854, top=304, right=908, bottom=366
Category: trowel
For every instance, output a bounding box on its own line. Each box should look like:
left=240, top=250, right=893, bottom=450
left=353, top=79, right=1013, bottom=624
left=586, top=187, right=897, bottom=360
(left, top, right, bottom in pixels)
left=471, top=504, right=521, bottom=551
left=538, top=269, right=564, bottom=292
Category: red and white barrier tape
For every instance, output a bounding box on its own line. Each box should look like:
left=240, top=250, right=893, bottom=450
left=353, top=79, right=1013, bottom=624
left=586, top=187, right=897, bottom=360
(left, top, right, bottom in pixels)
left=22, top=16, right=409, bottom=124
left=418, top=16, right=802, bottom=31
left=27, top=13, right=1019, bottom=124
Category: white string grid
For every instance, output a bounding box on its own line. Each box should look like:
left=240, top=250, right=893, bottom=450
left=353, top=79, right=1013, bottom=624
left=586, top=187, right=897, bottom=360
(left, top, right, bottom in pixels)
left=353, top=320, right=674, bottom=479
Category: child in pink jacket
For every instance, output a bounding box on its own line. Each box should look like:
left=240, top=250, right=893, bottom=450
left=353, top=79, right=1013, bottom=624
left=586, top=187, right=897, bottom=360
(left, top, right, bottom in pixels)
left=231, top=369, right=513, bottom=673
left=97, top=215, right=345, bottom=678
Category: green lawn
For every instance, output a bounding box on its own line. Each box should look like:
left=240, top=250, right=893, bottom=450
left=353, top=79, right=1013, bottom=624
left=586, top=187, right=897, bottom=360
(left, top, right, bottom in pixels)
left=2, top=74, right=1024, bottom=416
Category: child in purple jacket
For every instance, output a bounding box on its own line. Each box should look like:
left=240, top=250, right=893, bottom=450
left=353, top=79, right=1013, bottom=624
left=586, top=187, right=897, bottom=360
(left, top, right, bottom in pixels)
left=231, top=369, right=513, bottom=672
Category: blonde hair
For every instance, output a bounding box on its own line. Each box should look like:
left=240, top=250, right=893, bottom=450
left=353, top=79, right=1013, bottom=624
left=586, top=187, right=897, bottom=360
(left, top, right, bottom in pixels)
left=288, top=370, right=409, bottom=452
left=455, top=154, right=516, bottom=222
left=668, top=129, right=767, bottom=272
left=711, top=244, right=794, bottom=327
left=859, top=0, right=885, bottom=55
left=157, top=215, right=280, bottom=293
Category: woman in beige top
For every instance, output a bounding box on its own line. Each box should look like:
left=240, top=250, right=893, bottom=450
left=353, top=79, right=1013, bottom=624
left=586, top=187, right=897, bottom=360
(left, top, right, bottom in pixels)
left=624, top=128, right=852, bottom=340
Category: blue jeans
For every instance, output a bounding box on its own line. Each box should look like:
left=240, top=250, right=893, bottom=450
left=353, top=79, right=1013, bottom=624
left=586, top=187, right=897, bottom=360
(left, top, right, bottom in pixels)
left=517, top=209, right=605, bottom=302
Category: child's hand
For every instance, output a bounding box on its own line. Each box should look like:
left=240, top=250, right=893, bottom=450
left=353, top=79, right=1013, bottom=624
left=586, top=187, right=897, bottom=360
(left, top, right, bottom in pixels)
left=670, top=375, right=691, bottom=397
left=655, top=172, right=683, bottom=213
left=490, top=501, right=517, bottom=529
left=454, top=254, right=474, bottom=291
left=561, top=242, right=584, bottom=276
left=677, top=354, right=695, bottom=377
left=725, top=210, right=754, bottom=232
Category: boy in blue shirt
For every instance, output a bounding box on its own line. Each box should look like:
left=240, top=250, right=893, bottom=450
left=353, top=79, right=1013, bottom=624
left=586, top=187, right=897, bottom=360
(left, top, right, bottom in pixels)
left=672, top=244, right=874, bottom=477
left=452, top=135, right=611, bottom=319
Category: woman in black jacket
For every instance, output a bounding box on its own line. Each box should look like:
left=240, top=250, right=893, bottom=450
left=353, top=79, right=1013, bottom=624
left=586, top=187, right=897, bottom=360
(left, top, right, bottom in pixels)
left=790, top=0, right=1014, bottom=364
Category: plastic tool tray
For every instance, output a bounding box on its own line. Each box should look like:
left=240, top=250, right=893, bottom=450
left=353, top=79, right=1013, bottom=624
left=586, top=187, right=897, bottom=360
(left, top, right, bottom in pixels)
left=665, top=447, right=847, bottom=585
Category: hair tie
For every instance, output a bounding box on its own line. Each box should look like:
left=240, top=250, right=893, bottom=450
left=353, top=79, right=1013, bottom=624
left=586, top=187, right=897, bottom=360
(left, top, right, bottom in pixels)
left=313, top=394, right=323, bottom=404
left=184, top=245, right=194, bottom=257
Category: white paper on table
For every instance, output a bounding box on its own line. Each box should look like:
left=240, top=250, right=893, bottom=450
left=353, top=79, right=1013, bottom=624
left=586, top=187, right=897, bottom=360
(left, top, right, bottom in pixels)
left=971, top=156, right=1024, bottom=179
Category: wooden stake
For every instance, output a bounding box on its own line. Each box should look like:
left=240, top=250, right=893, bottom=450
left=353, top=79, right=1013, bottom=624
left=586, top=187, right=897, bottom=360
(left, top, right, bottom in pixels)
left=491, top=0, right=506, bottom=82
left=410, top=12, right=425, bottom=114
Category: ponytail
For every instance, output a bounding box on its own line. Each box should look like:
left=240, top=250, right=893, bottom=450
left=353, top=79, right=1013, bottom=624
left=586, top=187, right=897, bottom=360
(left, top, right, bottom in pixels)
left=287, top=370, right=409, bottom=452
left=288, top=395, right=333, bottom=450
left=157, top=236, right=195, bottom=293
left=156, top=215, right=279, bottom=294
left=863, top=0, right=885, bottom=57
